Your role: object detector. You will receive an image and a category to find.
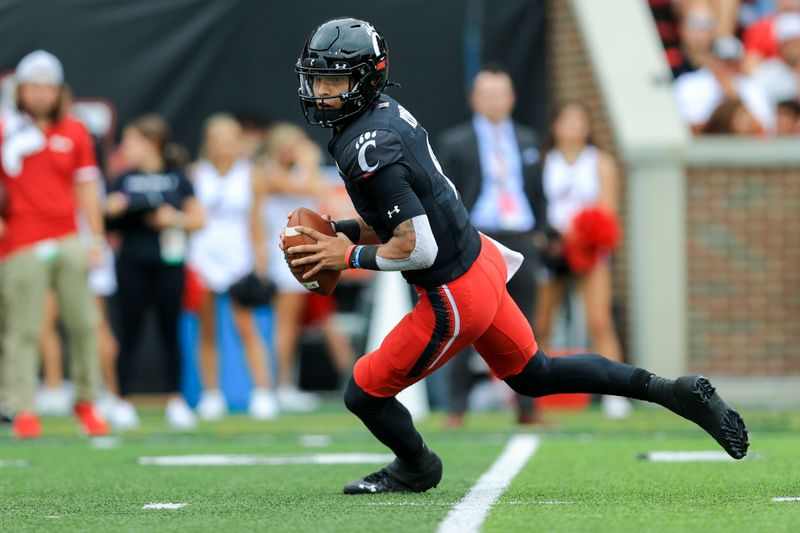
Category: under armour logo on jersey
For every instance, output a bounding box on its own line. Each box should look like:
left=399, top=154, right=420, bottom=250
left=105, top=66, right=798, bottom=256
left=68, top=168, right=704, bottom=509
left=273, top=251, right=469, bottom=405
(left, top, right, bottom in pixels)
left=355, top=131, right=379, bottom=173
left=387, top=205, right=400, bottom=218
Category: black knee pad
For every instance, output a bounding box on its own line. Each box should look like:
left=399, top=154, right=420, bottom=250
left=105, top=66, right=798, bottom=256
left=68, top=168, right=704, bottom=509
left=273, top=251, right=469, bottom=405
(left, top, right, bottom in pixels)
left=343, top=377, right=386, bottom=416
left=503, top=351, right=554, bottom=398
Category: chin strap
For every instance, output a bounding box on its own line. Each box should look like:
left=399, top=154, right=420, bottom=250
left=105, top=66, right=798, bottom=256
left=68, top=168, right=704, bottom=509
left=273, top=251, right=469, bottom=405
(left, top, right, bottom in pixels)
left=313, top=106, right=345, bottom=126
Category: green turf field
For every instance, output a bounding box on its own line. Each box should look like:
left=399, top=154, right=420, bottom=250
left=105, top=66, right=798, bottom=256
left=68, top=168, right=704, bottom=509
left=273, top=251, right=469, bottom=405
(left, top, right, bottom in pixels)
left=1, top=402, right=798, bottom=532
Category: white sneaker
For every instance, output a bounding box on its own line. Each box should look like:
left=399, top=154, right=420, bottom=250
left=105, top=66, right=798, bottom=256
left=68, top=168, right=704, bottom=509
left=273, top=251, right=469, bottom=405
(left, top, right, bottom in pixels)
left=37, top=386, right=72, bottom=417
left=109, top=399, right=140, bottom=431
left=276, top=385, right=320, bottom=413
left=196, top=389, right=228, bottom=421
left=166, top=397, right=197, bottom=431
left=602, top=395, right=633, bottom=420
left=249, top=389, right=279, bottom=420
left=95, top=390, right=116, bottom=419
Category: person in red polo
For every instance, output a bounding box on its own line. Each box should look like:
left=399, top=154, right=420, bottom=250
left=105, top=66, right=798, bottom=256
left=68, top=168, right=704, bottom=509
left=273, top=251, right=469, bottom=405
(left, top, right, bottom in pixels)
left=0, top=50, right=108, bottom=438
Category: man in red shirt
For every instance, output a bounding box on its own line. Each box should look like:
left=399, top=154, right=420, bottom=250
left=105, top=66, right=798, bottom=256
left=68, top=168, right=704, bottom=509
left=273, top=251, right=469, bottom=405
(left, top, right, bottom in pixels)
left=0, top=50, right=108, bottom=438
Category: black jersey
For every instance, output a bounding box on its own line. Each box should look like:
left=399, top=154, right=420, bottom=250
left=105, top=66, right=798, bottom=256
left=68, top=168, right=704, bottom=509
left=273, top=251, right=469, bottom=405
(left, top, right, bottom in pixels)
left=107, top=168, right=194, bottom=265
left=329, top=95, right=481, bottom=287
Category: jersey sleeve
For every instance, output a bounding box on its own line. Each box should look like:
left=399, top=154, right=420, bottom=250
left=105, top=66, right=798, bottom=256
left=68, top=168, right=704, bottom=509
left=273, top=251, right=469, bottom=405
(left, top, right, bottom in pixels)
left=72, top=122, right=100, bottom=183
left=356, top=163, right=426, bottom=231
left=339, top=128, right=404, bottom=180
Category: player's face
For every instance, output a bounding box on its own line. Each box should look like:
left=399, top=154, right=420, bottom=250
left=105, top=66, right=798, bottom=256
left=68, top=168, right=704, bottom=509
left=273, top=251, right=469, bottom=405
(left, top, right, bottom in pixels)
left=312, top=75, right=350, bottom=110
left=18, top=83, right=61, bottom=119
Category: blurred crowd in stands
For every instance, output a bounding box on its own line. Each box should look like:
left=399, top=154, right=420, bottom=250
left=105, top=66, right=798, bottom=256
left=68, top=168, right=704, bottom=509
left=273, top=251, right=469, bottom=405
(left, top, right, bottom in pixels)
left=651, top=0, right=800, bottom=135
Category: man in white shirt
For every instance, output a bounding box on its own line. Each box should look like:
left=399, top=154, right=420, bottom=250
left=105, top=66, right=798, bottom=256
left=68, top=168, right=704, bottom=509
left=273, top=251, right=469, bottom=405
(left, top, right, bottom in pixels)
left=674, top=36, right=776, bottom=133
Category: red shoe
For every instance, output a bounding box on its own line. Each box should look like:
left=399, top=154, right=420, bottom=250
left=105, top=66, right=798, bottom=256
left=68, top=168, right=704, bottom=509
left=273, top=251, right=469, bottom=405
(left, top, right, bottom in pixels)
left=74, top=402, right=109, bottom=436
left=12, top=412, right=42, bottom=439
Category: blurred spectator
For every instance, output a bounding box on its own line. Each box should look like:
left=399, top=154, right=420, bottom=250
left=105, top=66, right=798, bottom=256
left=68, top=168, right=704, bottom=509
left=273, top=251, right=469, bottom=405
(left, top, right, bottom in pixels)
left=673, top=0, right=717, bottom=78
left=537, top=102, right=631, bottom=420
left=235, top=111, right=271, bottom=162
left=743, top=0, right=800, bottom=69
left=39, top=194, right=119, bottom=417
left=702, top=98, right=763, bottom=133
left=0, top=50, right=108, bottom=438
left=776, top=98, right=800, bottom=132
left=105, top=114, right=204, bottom=430
left=262, top=123, right=325, bottom=412
left=674, top=36, right=775, bottom=132
left=651, top=0, right=739, bottom=76
left=188, top=113, right=278, bottom=421
left=713, top=0, right=743, bottom=37
left=752, top=12, right=800, bottom=106
left=437, top=65, right=546, bottom=426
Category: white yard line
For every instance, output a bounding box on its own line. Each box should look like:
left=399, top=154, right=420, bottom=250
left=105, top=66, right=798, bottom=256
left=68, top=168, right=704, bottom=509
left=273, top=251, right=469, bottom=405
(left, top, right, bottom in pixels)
left=0, top=459, right=27, bottom=468
left=142, top=503, right=187, bottom=510
left=772, top=497, right=800, bottom=502
left=642, top=451, right=739, bottom=463
left=138, top=453, right=394, bottom=467
left=437, top=434, right=540, bottom=533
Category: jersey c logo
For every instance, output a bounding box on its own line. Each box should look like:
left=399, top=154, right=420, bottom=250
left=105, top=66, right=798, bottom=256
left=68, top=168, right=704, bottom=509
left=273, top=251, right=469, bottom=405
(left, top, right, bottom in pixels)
left=356, top=131, right=379, bottom=173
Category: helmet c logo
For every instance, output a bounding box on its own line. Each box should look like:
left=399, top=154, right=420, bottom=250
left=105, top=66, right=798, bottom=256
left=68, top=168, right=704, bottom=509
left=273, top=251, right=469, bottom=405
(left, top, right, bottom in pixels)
left=356, top=131, right=379, bottom=173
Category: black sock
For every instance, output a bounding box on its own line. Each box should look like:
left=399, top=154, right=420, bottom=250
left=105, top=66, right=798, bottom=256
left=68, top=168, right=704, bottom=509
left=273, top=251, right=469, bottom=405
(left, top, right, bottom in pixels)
left=343, top=378, right=427, bottom=465
left=504, top=350, right=654, bottom=401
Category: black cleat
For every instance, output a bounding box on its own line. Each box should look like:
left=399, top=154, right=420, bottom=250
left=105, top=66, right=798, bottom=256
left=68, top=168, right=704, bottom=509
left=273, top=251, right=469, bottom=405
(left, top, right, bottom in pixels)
left=660, top=375, right=750, bottom=459
left=343, top=451, right=443, bottom=494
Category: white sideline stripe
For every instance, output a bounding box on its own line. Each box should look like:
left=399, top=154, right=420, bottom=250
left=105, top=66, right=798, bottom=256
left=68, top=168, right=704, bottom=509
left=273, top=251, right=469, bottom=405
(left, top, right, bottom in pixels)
left=138, top=453, right=394, bottom=467
left=643, top=451, right=737, bottom=462
left=438, top=435, right=540, bottom=533
left=772, top=497, right=800, bottom=502
left=142, top=503, right=187, bottom=510
left=0, top=459, right=27, bottom=468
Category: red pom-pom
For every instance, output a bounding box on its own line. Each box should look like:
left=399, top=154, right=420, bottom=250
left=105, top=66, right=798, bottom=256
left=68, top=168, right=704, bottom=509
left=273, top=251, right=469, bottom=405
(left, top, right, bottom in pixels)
left=571, top=207, right=621, bottom=249
left=563, top=207, right=622, bottom=274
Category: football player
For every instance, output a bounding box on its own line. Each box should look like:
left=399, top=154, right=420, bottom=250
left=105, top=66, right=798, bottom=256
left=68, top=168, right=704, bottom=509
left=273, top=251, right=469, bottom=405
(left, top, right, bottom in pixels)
left=284, top=18, right=748, bottom=494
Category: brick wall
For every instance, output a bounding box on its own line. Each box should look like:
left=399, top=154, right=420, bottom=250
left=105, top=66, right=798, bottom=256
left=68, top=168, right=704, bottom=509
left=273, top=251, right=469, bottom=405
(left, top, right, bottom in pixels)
left=547, top=0, right=631, bottom=350
left=686, top=166, right=800, bottom=375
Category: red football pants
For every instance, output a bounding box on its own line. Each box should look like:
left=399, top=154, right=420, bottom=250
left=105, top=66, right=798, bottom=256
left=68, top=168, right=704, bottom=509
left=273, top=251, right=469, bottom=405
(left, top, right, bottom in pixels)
left=354, top=234, right=538, bottom=397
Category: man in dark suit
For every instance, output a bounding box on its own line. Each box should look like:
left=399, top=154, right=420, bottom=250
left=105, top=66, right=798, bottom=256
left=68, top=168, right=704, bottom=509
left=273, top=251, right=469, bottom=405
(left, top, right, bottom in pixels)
left=437, top=65, right=547, bottom=426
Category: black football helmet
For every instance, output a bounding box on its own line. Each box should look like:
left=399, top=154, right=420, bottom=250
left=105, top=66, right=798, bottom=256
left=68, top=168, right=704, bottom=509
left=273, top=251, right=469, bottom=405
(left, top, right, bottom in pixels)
left=295, top=18, right=390, bottom=127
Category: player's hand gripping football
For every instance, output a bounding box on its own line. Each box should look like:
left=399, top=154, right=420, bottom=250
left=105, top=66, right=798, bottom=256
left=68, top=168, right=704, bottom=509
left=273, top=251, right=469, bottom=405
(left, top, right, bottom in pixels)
left=282, top=211, right=353, bottom=279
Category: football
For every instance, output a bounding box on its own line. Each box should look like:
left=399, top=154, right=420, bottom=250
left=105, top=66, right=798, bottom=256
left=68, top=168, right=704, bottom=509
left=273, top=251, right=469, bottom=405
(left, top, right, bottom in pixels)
left=283, top=207, right=341, bottom=296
